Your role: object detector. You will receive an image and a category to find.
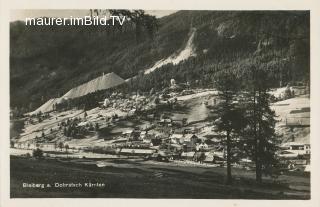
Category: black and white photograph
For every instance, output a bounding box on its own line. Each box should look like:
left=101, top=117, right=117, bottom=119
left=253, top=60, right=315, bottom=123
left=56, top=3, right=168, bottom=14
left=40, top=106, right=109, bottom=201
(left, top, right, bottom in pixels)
left=6, top=8, right=313, bottom=200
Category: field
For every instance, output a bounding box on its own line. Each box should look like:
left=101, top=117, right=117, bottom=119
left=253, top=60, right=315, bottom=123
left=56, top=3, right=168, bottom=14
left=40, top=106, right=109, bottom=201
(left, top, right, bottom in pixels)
left=10, top=156, right=310, bottom=199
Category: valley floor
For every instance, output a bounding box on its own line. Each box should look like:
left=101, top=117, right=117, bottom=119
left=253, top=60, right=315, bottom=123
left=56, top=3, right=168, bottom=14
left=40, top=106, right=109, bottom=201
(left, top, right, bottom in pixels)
left=10, top=156, right=310, bottom=199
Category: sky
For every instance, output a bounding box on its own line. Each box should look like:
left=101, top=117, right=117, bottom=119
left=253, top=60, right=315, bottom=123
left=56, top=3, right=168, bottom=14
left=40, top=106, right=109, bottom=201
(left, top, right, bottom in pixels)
left=10, top=10, right=177, bottom=22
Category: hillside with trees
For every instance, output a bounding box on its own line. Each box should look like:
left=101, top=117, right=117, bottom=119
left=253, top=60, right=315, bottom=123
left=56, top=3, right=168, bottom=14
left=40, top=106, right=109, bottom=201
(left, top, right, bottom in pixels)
left=10, top=10, right=309, bottom=113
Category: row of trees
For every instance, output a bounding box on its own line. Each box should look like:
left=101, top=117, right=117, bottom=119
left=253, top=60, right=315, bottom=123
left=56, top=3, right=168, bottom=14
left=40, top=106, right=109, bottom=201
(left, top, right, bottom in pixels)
left=32, top=143, right=70, bottom=159
left=214, top=66, right=280, bottom=184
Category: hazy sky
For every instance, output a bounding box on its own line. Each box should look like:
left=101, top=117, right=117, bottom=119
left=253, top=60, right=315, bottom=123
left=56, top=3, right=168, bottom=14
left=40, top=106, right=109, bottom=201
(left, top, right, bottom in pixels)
left=10, top=10, right=177, bottom=22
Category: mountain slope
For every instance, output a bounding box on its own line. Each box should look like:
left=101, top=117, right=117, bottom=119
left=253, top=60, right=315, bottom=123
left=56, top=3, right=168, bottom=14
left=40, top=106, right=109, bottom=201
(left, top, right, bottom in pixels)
left=10, top=10, right=309, bottom=112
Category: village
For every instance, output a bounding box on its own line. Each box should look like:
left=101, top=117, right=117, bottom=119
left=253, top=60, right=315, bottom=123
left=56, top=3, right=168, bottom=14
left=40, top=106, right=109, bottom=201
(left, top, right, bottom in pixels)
left=10, top=72, right=311, bottom=174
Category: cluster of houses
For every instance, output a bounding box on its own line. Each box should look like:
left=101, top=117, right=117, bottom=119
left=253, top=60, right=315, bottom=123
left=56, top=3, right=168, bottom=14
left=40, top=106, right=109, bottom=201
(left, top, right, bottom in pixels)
left=96, top=124, right=226, bottom=164
left=12, top=116, right=311, bottom=170
left=102, top=92, right=157, bottom=114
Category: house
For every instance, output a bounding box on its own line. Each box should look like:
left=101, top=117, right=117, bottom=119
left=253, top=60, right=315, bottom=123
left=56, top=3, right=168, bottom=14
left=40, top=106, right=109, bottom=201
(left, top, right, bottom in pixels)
left=159, top=118, right=172, bottom=126
left=140, top=131, right=147, bottom=139
left=304, top=165, right=311, bottom=172
left=122, top=129, right=141, bottom=141
left=203, top=152, right=215, bottom=163
left=128, top=109, right=136, bottom=116
left=182, top=134, right=199, bottom=147
left=209, top=150, right=226, bottom=164
left=147, top=114, right=155, bottom=119
left=159, top=143, right=182, bottom=154
left=122, top=129, right=133, bottom=137
left=278, top=150, right=299, bottom=159
left=182, top=142, right=195, bottom=152
left=103, top=98, right=111, bottom=107
left=169, top=133, right=199, bottom=152
left=141, top=132, right=155, bottom=143
left=214, top=151, right=225, bottom=159
left=147, top=153, right=169, bottom=162
left=281, top=142, right=311, bottom=155
left=40, top=143, right=56, bottom=150
left=131, top=130, right=142, bottom=140
left=172, top=118, right=188, bottom=127
left=170, top=134, right=184, bottom=144
left=196, top=142, right=208, bottom=151
left=181, top=151, right=195, bottom=160
left=174, top=127, right=197, bottom=134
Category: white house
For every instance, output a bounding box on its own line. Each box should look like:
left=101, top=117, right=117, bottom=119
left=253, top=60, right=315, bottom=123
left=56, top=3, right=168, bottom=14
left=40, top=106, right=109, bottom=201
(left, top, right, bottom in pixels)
left=170, top=134, right=184, bottom=144
left=284, top=142, right=310, bottom=155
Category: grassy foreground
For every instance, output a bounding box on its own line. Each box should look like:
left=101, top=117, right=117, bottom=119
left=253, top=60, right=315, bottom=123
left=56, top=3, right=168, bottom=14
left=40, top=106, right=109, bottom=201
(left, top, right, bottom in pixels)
left=10, top=156, right=310, bottom=199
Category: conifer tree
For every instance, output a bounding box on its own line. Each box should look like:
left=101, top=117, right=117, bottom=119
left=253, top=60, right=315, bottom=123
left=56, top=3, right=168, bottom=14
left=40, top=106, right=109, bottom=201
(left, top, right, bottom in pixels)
left=213, top=70, right=246, bottom=184
left=242, top=66, right=280, bottom=183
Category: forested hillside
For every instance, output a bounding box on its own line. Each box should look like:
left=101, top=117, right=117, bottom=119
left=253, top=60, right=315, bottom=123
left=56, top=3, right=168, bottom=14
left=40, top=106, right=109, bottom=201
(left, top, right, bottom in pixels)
left=10, top=10, right=309, bottom=112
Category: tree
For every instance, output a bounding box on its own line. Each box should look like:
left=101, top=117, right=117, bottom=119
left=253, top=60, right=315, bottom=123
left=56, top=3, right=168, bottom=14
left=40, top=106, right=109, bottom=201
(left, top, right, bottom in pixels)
left=91, top=9, right=159, bottom=41
left=154, top=97, right=160, bottom=104
left=243, top=66, right=280, bottom=183
left=63, top=127, right=67, bottom=136
left=142, top=14, right=158, bottom=39
left=58, top=142, right=64, bottom=151
left=95, top=123, right=99, bottom=131
left=213, top=70, right=246, bottom=184
left=65, top=144, right=69, bottom=152
left=33, top=148, right=43, bottom=159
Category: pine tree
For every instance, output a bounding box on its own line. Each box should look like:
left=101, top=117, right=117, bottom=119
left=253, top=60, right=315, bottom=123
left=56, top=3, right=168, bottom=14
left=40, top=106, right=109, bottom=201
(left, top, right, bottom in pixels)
left=243, top=66, right=280, bottom=183
left=213, top=70, right=246, bottom=184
